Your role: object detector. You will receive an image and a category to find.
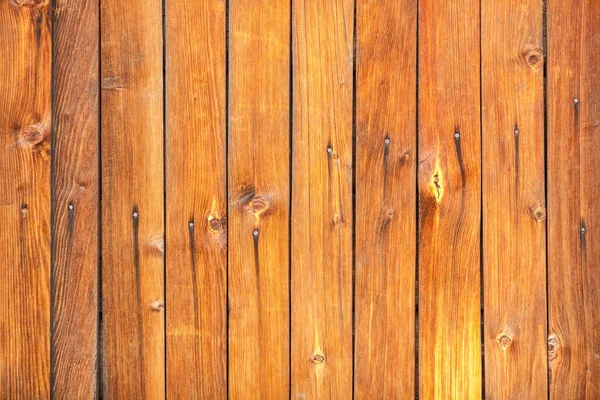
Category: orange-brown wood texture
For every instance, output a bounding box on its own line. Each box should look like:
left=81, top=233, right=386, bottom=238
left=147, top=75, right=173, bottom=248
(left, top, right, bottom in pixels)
left=228, top=0, right=290, bottom=398
left=0, top=1, right=52, bottom=399
left=548, top=0, right=600, bottom=398
left=0, top=0, right=51, bottom=398
left=291, top=0, right=353, bottom=397
left=100, top=0, right=165, bottom=396
left=481, top=0, right=548, bottom=398
left=418, top=0, right=482, bottom=397
left=165, top=0, right=227, bottom=398
left=354, top=0, right=417, bottom=398
left=51, top=0, right=99, bottom=397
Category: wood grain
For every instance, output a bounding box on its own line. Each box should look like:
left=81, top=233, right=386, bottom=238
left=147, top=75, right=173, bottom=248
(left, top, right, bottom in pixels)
left=354, top=0, right=417, bottom=397
left=481, top=0, right=548, bottom=398
left=100, top=0, right=165, bottom=396
left=51, top=0, right=99, bottom=397
left=291, top=0, right=353, bottom=397
left=0, top=0, right=51, bottom=398
left=165, top=0, right=227, bottom=398
left=228, top=0, right=290, bottom=398
left=417, top=0, right=482, bottom=397
left=548, top=0, right=600, bottom=397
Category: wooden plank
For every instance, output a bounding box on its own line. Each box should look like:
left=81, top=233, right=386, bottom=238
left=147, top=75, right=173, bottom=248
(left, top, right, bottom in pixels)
left=354, top=0, right=416, bottom=397
left=228, top=0, right=290, bottom=398
left=481, top=0, right=548, bottom=398
left=0, top=0, right=51, bottom=397
left=291, top=0, right=353, bottom=397
left=100, top=0, right=165, bottom=396
left=417, top=0, right=482, bottom=397
left=51, top=0, right=99, bottom=397
left=165, top=0, right=227, bottom=398
left=548, top=0, right=600, bottom=397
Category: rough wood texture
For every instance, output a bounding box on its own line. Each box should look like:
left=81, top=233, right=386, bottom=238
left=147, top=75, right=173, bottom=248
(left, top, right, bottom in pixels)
left=354, top=0, right=417, bottom=397
left=291, top=0, right=353, bottom=397
left=481, top=0, right=548, bottom=398
left=228, top=0, right=290, bottom=398
left=100, top=0, right=165, bottom=396
left=0, top=1, right=51, bottom=398
left=165, top=0, right=227, bottom=398
left=417, top=0, right=482, bottom=397
left=51, top=0, right=99, bottom=397
left=548, top=0, right=600, bottom=398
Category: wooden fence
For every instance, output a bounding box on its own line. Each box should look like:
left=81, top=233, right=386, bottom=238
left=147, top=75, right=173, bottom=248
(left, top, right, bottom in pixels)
left=0, top=0, right=598, bottom=398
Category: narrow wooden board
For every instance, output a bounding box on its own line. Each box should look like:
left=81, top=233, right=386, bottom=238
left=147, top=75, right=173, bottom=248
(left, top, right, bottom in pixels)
left=100, top=0, right=165, bottom=396
left=228, top=0, right=290, bottom=398
left=354, top=0, right=417, bottom=397
left=481, top=0, right=548, bottom=398
left=0, top=1, right=51, bottom=397
left=548, top=0, right=600, bottom=397
left=165, top=0, right=227, bottom=398
left=51, top=0, right=99, bottom=396
left=417, top=0, right=482, bottom=397
left=291, top=0, right=353, bottom=397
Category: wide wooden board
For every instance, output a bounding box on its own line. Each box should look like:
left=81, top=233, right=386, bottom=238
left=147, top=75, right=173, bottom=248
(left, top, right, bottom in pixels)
left=291, top=0, right=354, bottom=397
left=165, top=0, right=227, bottom=397
left=354, top=0, right=417, bottom=397
left=228, top=0, right=291, bottom=398
left=418, top=0, right=482, bottom=397
left=100, top=0, right=165, bottom=396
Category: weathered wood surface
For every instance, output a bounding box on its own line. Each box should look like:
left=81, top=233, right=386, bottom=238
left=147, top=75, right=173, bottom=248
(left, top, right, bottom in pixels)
left=100, top=0, right=165, bottom=396
left=51, top=0, right=99, bottom=397
left=548, top=0, right=600, bottom=398
left=291, top=0, right=354, bottom=397
left=228, top=0, right=291, bottom=398
left=481, top=0, right=548, bottom=398
left=0, top=0, right=599, bottom=397
left=0, top=0, right=52, bottom=398
left=418, top=0, right=482, bottom=397
left=354, top=0, right=417, bottom=398
left=165, top=0, right=227, bottom=398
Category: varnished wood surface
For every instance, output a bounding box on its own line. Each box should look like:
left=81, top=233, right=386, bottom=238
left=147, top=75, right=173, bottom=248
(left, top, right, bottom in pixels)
left=418, top=0, right=482, bottom=397
left=481, top=0, right=548, bottom=398
left=51, top=0, right=99, bottom=397
left=165, top=0, right=227, bottom=398
left=100, top=0, right=165, bottom=396
left=291, top=0, right=354, bottom=397
left=0, top=0, right=52, bottom=398
left=228, top=0, right=291, bottom=398
left=354, top=0, right=417, bottom=398
left=548, top=0, right=600, bottom=398
left=0, top=0, right=598, bottom=398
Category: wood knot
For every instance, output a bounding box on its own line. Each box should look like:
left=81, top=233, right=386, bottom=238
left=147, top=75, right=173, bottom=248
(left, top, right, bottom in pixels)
left=497, top=333, right=512, bottom=349
left=208, top=216, right=224, bottom=232
left=23, top=127, right=43, bottom=145
left=523, top=48, right=543, bottom=69
left=151, top=301, right=165, bottom=311
left=532, top=206, right=546, bottom=221
left=548, top=336, right=559, bottom=357
left=11, top=0, right=47, bottom=8
left=311, top=354, right=325, bottom=364
left=21, top=204, right=28, bottom=214
left=248, top=196, right=269, bottom=215
left=333, top=214, right=343, bottom=225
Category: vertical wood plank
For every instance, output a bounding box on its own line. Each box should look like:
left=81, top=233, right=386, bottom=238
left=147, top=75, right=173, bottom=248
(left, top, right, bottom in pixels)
left=165, top=0, right=227, bottom=398
left=481, top=0, right=548, bottom=398
left=0, top=0, right=51, bottom=397
left=228, top=0, right=290, bottom=398
left=100, top=0, right=165, bottom=396
left=354, top=0, right=417, bottom=397
left=51, top=0, right=99, bottom=396
left=417, top=0, right=482, bottom=397
left=291, top=0, right=353, bottom=397
left=548, top=0, right=600, bottom=397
